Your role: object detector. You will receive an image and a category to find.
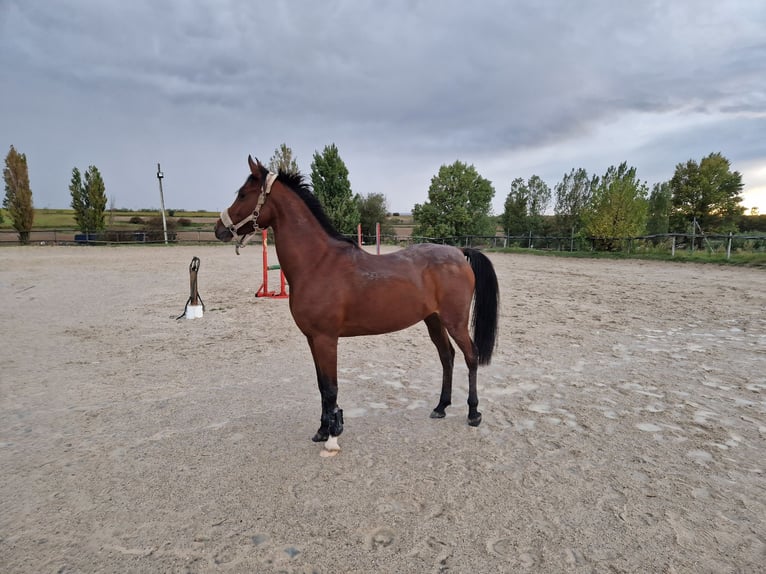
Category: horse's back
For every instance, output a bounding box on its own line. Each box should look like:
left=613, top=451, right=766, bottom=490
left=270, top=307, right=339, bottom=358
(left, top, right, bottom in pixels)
left=392, top=243, right=468, bottom=268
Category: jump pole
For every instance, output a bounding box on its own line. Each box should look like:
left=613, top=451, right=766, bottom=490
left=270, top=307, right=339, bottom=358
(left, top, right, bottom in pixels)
left=356, top=223, right=381, bottom=253
left=256, top=230, right=288, bottom=299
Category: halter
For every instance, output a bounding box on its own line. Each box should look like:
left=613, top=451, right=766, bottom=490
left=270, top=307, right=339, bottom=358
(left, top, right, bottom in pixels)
left=220, top=171, right=278, bottom=254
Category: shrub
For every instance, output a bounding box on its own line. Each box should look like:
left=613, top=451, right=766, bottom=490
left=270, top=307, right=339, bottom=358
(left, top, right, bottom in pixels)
left=177, top=217, right=193, bottom=227
left=144, top=215, right=177, bottom=241
left=129, top=216, right=144, bottom=224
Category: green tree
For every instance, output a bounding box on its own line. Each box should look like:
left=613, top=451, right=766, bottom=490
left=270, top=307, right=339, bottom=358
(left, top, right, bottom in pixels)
left=583, top=162, right=648, bottom=250
left=646, top=181, right=671, bottom=236
left=3, top=145, right=34, bottom=244
left=525, top=175, right=551, bottom=234
left=358, top=192, right=393, bottom=240
left=310, top=144, right=359, bottom=235
left=70, top=165, right=108, bottom=233
left=501, top=175, right=550, bottom=242
left=413, top=160, right=495, bottom=241
left=268, top=143, right=300, bottom=175
left=669, top=152, right=744, bottom=234
left=554, top=167, right=594, bottom=236
left=501, top=177, right=529, bottom=236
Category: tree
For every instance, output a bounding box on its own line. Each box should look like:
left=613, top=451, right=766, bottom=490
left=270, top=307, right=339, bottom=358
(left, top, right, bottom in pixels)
left=583, top=162, right=648, bottom=250
left=70, top=165, right=108, bottom=233
left=526, top=175, right=552, bottom=231
left=669, top=152, right=744, bottom=234
left=358, top=193, right=393, bottom=240
left=501, top=175, right=551, bottom=243
left=268, top=143, right=300, bottom=175
left=3, top=145, right=34, bottom=244
left=646, top=181, right=671, bottom=236
left=310, top=144, right=359, bottom=235
left=554, top=167, right=594, bottom=236
left=501, top=177, right=529, bottom=236
left=413, top=160, right=495, bottom=240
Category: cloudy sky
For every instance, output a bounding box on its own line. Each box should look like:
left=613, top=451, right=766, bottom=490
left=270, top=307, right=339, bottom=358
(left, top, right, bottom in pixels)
left=2, top=0, right=765, bottom=215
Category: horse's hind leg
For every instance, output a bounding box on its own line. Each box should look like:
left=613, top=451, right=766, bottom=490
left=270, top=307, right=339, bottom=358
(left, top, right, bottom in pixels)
left=440, top=319, right=481, bottom=427
left=425, top=313, right=455, bottom=419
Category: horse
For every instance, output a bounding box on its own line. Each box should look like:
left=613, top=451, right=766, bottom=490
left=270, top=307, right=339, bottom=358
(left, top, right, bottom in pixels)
left=215, top=156, right=499, bottom=454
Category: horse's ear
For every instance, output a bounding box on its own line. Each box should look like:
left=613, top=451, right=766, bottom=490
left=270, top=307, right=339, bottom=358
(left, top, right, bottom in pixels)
left=248, top=155, right=259, bottom=175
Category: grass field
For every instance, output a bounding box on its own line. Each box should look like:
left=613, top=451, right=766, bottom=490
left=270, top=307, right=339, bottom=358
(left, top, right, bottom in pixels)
left=0, top=209, right=220, bottom=229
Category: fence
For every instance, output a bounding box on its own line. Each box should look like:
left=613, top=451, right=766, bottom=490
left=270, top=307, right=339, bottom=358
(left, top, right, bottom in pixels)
left=0, top=228, right=217, bottom=245
left=2, top=228, right=764, bottom=259
left=374, top=232, right=766, bottom=259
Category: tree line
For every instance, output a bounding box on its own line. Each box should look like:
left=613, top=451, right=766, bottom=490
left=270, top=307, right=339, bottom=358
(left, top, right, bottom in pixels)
left=265, top=145, right=761, bottom=247
left=1, top=143, right=394, bottom=243
left=498, top=153, right=752, bottom=249
left=3, top=143, right=763, bottom=247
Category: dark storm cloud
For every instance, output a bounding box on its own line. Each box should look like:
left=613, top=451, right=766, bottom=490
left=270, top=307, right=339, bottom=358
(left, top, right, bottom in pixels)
left=1, top=0, right=765, bottom=212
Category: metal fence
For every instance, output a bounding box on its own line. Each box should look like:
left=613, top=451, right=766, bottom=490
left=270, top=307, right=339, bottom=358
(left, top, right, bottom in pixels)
left=3, top=228, right=765, bottom=259
left=0, top=228, right=218, bottom=245
left=376, top=233, right=766, bottom=259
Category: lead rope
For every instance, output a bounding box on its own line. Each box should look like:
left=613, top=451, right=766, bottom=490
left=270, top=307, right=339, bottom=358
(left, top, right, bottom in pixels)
left=176, top=256, right=205, bottom=320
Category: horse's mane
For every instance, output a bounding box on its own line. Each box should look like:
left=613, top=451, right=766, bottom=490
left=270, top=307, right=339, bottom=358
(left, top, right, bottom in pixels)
left=273, top=170, right=358, bottom=247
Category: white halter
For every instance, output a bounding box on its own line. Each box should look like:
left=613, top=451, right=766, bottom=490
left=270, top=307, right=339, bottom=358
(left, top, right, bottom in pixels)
left=220, top=171, right=278, bottom=254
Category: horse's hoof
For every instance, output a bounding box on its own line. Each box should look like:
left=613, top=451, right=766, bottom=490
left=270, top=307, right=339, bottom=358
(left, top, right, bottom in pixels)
left=319, top=435, right=341, bottom=457
left=468, top=412, right=482, bottom=427
left=312, top=431, right=329, bottom=442
left=430, top=410, right=446, bottom=419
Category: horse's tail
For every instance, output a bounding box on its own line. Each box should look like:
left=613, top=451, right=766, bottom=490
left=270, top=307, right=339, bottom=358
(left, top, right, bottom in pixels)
left=462, top=248, right=499, bottom=366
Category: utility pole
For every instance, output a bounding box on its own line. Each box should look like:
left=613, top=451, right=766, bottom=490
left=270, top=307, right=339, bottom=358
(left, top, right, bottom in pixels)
left=156, top=163, right=168, bottom=245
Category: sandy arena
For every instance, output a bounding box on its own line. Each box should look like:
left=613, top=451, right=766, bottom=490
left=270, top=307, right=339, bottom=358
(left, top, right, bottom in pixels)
left=1, top=245, right=764, bottom=573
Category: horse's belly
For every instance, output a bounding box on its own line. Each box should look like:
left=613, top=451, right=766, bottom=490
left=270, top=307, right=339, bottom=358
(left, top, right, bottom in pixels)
left=339, top=316, right=422, bottom=337
left=339, top=297, right=427, bottom=337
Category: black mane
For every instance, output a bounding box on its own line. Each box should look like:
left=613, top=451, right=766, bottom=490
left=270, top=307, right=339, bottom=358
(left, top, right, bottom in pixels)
left=274, top=171, right=358, bottom=247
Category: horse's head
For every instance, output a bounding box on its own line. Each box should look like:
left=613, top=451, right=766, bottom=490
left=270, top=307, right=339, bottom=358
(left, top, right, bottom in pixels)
left=214, top=155, right=278, bottom=248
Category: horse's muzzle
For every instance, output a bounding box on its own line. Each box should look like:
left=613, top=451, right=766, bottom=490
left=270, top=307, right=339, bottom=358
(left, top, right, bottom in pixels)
left=214, top=220, right=233, bottom=242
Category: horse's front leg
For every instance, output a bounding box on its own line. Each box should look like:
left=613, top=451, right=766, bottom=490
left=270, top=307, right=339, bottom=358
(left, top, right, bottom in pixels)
left=306, top=335, right=344, bottom=448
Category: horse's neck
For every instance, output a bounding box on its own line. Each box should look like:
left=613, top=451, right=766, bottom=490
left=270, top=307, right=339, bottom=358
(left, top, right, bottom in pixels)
left=269, top=188, right=341, bottom=281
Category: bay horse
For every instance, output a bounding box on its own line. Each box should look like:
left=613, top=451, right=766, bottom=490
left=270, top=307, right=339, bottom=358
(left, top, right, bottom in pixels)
left=215, top=156, right=499, bottom=454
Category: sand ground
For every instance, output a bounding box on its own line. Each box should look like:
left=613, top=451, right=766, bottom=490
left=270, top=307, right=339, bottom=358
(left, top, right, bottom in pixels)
left=1, top=245, right=764, bottom=573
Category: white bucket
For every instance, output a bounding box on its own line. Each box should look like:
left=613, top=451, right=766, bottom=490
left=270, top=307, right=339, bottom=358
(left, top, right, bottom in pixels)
left=184, top=304, right=204, bottom=319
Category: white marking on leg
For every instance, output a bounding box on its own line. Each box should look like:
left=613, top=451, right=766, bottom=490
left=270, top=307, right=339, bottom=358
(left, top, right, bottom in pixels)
left=320, top=435, right=341, bottom=457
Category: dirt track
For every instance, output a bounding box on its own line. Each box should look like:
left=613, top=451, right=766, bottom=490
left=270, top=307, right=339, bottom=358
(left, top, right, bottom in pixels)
left=1, top=245, right=764, bottom=573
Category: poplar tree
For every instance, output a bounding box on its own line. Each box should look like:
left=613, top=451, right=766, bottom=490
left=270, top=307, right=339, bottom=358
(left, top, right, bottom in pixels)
left=70, top=165, right=108, bottom=233
left=310, top=144, right=359, bottom=235
left=268, top=143, right=300, bottom=175
left=3, top=145, right=35, bottom=244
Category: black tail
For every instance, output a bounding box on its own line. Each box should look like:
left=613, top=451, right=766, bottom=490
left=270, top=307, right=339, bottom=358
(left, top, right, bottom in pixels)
left=463, top=248, right=499, bottom=365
